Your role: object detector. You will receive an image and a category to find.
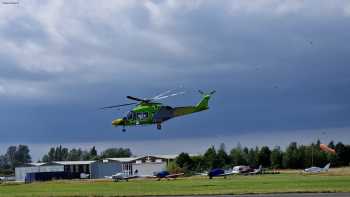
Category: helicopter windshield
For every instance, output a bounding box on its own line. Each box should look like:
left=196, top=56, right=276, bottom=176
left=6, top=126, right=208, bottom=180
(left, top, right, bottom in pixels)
left=126, top=111, right=135, bottom=120
left=126, top=111, right=148, bottom=121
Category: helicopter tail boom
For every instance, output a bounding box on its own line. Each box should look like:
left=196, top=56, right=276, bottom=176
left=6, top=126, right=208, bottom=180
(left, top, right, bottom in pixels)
left=172, top=90, right=214, bottom=117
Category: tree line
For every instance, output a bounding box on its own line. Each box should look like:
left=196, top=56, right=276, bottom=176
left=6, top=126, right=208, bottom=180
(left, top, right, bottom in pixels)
left=172, top=141, right=350, bottom=174
left=41, top=146, right=131, bottom=162
left=0, top=145, right=31, bottom=175
left=0, top=145, right=131, bottom=175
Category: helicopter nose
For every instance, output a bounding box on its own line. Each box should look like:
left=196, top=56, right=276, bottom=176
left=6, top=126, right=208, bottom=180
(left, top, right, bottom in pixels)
left=112, top=118, right=124, bottom=126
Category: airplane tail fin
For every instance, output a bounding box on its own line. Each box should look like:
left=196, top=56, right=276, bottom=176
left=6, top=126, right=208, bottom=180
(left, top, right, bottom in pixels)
left=323, top=163, right=331, bottom=171
left=195, top=90, right=215, bottom=111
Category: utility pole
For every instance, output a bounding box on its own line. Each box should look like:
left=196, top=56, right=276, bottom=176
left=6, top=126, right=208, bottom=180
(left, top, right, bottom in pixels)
left=311, top=143, right=314, bottom=166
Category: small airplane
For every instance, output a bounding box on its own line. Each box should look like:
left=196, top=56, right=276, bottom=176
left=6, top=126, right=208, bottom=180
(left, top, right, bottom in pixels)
left=249, top=165, right=263, bottom=175
left=304, top=163, right=330, bottom=173
left=105, top=173, right=139, bottom=182
left=208, top=165, right=262, bottom=179
left=232, top=165, right=251, bottom=174
left=151, top=171, right=184, bottom=181
left=207, top=168, right=237, bottom=179
left=101, top=89, right=215, bottom=132
left=232, top=165, right=262, bottom=175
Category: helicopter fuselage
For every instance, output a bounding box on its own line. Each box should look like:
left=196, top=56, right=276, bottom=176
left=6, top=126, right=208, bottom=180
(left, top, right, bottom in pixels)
left=112, top=94, right=212, bottom=130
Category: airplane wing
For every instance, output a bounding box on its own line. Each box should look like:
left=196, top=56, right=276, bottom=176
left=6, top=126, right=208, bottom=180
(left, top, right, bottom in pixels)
left=304, top=167, right=321, bottom=173
left=124, top=175, right=139, bottom=180
left=165, top=173, right=184, bottom=178
left=223, top=171, right=239, bottom=176
left=142, top=175, right=157, bottom=179
left=195, top=172, right=208, bottom=176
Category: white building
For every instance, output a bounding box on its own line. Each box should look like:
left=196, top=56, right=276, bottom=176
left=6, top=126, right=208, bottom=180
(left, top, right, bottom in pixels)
left=15, top=155, right=177, bottom=181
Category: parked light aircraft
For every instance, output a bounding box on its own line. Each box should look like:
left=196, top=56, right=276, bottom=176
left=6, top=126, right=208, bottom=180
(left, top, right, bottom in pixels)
left=105, top=173, right=138, bottom=182
left=105, top=171, right=184, bottom=182
left=152, top=171, right=184, bottom=180
left=208, top=165, right=262, bottom=179
left=304, top=163, right=330, bottom=173
left=208, top=168, right=233, bottom=179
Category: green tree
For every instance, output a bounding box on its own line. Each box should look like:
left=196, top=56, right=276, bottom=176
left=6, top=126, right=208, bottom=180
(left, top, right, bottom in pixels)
left=0, top=155, right=9, bottom=169
left=166, top=161, right=183, bottom=173
left=270, top=146, right=283, bottom=169
left=5, top=145, right=31, bottom=169
left=176, top=152, right=193, bottom=171
left=48, top=147, right=55, bottom=161
left=203, top=146, right=217, bottom=169
left=100, top=148, right=132, bottom=158
left=335, top=142, right=347, bottom=166
left=283, top=142, right=300, bottom=169
left=217, top=143, right=230, bottom=168
left=5, top=146, right=16, bottom=169
left=230, top=143, right=247, bottom=166
left=67, top=148, right=83, bottom=161
left=89, top=146, right=98, bottom=159
left=42, top=155, right=49, bottom=162
left=257, top=146, right=271, bottom=167
left=191, top=155, right=205, bottom=172
left=14, top=145, right=31, bottom=165
left=61, top=147, right=69, bottom=160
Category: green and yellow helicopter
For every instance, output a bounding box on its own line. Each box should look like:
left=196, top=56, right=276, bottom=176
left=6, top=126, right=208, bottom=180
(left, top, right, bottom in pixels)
left=101, top=89, right=215, bottom=132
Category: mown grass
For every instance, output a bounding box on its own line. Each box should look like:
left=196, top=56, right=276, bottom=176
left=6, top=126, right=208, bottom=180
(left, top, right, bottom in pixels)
left=0, top=173, right=350, bottom=197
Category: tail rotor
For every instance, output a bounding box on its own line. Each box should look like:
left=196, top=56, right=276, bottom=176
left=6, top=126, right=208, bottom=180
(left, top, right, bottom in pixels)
left=198, top=90, right=216, bottom=95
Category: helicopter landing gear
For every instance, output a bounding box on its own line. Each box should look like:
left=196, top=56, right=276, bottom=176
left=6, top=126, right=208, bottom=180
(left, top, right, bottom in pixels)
left=157, top=123, right=162, bottom=130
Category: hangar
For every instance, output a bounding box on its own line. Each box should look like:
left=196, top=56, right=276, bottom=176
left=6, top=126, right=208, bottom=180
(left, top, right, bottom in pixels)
left=15, top=161, right=95, bottom=181
left=91, top=155, right=173, bottom=179
left=15, top=155, right=176, bottom=181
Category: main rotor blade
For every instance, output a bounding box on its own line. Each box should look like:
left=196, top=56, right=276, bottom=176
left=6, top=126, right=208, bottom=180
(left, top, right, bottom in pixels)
left=152, top=89, right=174, bottom=100
left=100, top=102, right=137, bottom=110
left=151, top=85, right=183, bottom=100
left=152, top=91, right=185, bottom=100
left=126, top=96, right=149, bottom=102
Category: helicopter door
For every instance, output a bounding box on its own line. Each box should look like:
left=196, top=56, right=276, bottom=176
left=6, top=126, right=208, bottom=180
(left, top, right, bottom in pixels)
left=136, top=112, right=148, bottom=121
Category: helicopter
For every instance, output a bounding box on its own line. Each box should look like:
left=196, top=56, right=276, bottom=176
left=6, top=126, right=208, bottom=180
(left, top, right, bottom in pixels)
left=101, top=89, right=215, bottom=132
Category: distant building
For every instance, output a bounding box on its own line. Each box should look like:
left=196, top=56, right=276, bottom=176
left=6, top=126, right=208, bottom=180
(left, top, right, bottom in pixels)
left=15, top=161, right=95, bottom=182
left=15, top=154, right=177, bottom=182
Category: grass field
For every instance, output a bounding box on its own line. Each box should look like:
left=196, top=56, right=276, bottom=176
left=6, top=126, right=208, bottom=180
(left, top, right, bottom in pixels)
left=1, top=170, right=350, bottom=197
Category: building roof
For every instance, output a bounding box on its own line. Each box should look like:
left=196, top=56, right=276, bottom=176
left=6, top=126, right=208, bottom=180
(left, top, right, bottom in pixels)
left=151, top=154, right=178, bottom=159
left=19, top=154, right=198, bottom=168
left=106, top=157, right=140, bottom=162
left=24, top=162, right=47, bottom=167
left=52, top=161, right=96, bottom=165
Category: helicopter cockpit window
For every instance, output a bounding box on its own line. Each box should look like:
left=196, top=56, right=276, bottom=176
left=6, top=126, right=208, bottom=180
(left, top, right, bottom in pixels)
left=127, top=112, right=134, bottom=120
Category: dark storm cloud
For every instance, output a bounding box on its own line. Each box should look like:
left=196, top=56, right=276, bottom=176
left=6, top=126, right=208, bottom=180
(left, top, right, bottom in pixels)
left=0, top=0, right=350, bottom=151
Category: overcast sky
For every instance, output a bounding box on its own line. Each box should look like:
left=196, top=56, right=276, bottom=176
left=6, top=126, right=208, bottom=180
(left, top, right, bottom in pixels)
left=1, top=0, right=350, bottom=160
